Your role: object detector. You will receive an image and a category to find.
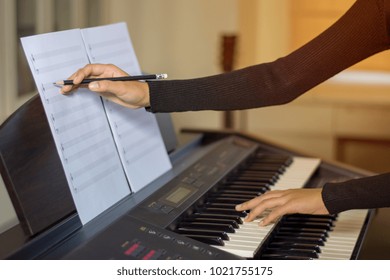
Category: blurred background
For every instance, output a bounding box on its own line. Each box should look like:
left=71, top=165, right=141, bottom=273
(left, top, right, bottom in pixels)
left=2, top=0, right=390, bottom=233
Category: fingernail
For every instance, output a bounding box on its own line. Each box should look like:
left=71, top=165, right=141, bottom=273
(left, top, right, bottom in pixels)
left=258, top=220, right=265, bottom=227
left=89, top=82, right=99, bottom=89
left=235, top=204, right=241, bottom=210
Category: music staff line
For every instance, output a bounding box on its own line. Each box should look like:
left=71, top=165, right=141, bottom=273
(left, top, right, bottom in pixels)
left=87, top=37, right=128, bottom=51
left=55, top=111, right=104, bottom=134
left=122, top=133, right=155, bottom=155
left=125, top=141, right=162, bottom=166
left=72, top=163, right=120, bottom=194
left=110, top=110, right=146, bottom=128
left=31, top=45, right=81, bottom=61
left=70, top=152, right=117, bottom=181
left=116, top=122, right=154, bottom=141
left=32, top=57, right=86, bottom=75
left=60, top=125, right=107, bottom=150
left=51, top=102, right=96, bottom=122
left=63, top=136, right=112, bottom=164
left=115, top=115, right=153, bottom=138
left=90, top=48, right=132, bottom=63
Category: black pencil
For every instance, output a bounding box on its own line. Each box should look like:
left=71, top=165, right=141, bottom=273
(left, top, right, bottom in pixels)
left=54, top=73, right=168, bottom=86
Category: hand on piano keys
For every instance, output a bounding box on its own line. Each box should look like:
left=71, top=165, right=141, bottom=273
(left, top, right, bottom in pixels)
left=235, top=188, right=328, bottom=226
left=173, top=154, right=369, bottom=259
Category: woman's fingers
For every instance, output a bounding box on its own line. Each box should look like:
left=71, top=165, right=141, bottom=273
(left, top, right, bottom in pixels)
left=241, top=195, right=288, bottom=223
left=59, top=63, right=150, bottom=109
left=60, top=64, right=128, bottom=94
left=235, top=188, right=328, bottom=226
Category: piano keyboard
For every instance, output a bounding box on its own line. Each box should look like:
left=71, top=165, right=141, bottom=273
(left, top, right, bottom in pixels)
left=258, top=209, right=368, bottom=260
left=317, top=210, right=367, bottom=260
left=173, top=153, right=369, bottom=260
left=212, top=156, right=321, bottom=258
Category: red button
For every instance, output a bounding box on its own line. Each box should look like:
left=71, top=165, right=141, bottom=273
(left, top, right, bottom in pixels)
left=124, top=243, right=139, bottom=256
left=142, top=250, right=156, bottom=260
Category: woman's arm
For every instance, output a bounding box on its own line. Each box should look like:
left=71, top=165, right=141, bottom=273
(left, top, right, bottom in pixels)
left=148, top=0, right=390, bottom=112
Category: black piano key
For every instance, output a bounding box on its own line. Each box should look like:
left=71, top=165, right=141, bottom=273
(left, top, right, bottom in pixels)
left=181, top=217, right=240, bottom=228
left=275, top=231, right=327, bottom=241
left=236, top=177, right=278, bottom=185
left=223, top=184, right=270, bottom=191
left=210, top=189, right=266, bottom=199
left=253, top=153, right=292, bottom=161
left=178, top=222, right=236, bottom=233
left=269, top=241, right=322, bottom=253
left=182, top=235, right=225, bottom=246
left=235, top=170, right=279, bottom=177
left=278, top=226, right=329, bottom=237
left=255, top=154, right=292, bottom=162
left=227, top=179, right=275, bottom=185
left=263, top=248, right=319, bottom=259
left=286, top=213, right=337, bottom=220
left=261, top=254, right=312, bottom=260
left=238, top=170, right=280, bottom=178
left=249, top=160, right=290, bottom=167
left=272, top=236, right=325, bottom=246
left=197, top=207, right=247, bottom=217
left=284, top=218, right=334, bottom=228
left=243, top=164, right=286, bottom=173
left=231, top=174, right=278, bottom=183
left=280, top=221, right=332, bottom=231
left=283, top=216, right=335, bottom=226
left=204, top=202, right=238, bottom=209
left=175, top=228, right=230, bottom=240
left=206, top=197, right=251, bottom=204
left=192, top=213, right=243, bottom=224
left=232, top=167, right=276, bottom=175
left=225, top=182, right=271, bottom=188
left=208, top=194, right=253, bottom=200
left=210, top=193, right=257, bottom=199
left=215, top=189, right=263, bottom=196
left=198, top=207, right=247, bottom=218
left=249, top=160, right=291, bottom=168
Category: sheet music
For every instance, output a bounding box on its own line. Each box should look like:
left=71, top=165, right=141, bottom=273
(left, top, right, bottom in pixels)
left=81, top=23, right=172, bottom=192
left=21, top=29, right=131, bottom=225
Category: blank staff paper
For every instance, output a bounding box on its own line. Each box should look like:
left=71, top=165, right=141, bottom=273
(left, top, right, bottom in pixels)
left=21, top=24, right=172, bottom=224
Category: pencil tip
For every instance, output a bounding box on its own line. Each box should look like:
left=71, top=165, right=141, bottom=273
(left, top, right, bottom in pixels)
left=53, top=81, right=64, bottom=86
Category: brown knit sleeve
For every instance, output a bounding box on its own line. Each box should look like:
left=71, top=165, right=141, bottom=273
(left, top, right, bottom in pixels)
left=322, top=173, right=390, bottom=214
left=147, top=0, right=390, bottom=113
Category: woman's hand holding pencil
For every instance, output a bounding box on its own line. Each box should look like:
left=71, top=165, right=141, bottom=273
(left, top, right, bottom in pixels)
left=59, top=64, right=166, bottom=109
